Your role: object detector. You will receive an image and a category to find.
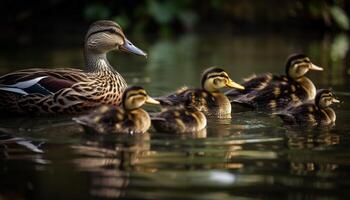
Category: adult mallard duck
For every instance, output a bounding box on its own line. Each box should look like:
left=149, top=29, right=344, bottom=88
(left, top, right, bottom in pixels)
left=151, top=106, right=207, bottom=133
left=274, top=89, right=340, bottom=126
left=0, top=20, right=146, bottom=115
left=225, top=54, right=324, bottom=111
left=156, top=67, right=245, bottom=118
left=73, top=86, right=159, bottom=134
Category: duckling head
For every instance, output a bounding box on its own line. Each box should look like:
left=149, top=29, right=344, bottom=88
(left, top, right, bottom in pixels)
left=316, top=89, right=340, bottom=108
left=122, top=86, right=159, bottom=110
left=286, top=54, right=323, bottom=79
left=85, top=20, right=147, bottom=57
left=201, top=67, right=245, bottom=93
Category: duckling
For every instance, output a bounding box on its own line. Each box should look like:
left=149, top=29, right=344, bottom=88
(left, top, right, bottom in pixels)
left=156, top=67, right=245, bottom=118
left=73, top=86, right=159, bottom=134
left=0, top=20, right=147, bottom=115
left=151, top=106, right=207, bottom=133
left=225, top=54, right=324, bottom=111
left=274, top=89, right=340, bottom=126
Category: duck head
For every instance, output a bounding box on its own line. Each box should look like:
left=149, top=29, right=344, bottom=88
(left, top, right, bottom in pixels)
left=316, top=89, right=340, bottom=108
left=85, top=20, right=147, bottom=57
left=122, top=86, right=159, bottom=110
left=201, top=67, right=245, bottom=93
left=286, top=54, right=323, bottom=80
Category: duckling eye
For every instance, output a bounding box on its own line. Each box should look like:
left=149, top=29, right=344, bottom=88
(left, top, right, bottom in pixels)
left=296, top=64, right=308, bottom=73
left=321, top=95, right=333, bottom=103
left=213, top=78, right=223, bottom=85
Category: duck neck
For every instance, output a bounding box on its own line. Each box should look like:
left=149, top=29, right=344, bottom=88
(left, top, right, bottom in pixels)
left=203, top=83, right=220, bottom=94
left=323, top=107, right=336, bottom=122
left=84, top=50, right=115, bottom=73
left=295, top=76, right=316, bottom=100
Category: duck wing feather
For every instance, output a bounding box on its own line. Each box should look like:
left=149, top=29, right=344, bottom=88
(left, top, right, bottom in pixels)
left=0, top=68, right=90, bottom=96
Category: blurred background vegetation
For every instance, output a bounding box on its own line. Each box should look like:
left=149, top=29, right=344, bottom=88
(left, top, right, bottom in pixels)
left=1, top=0, right=349, bottom=86
left=1, top=0, right=349, bottom=41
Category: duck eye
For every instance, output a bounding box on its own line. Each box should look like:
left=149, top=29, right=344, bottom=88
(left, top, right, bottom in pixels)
left=296, top=64, right=308, bottom=72
left=107, top=29, right=117, bottom=34
left=213, top=78, right=222, bottom=85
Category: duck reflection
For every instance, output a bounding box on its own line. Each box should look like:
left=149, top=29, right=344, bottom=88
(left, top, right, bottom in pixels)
left=70, top=132, right=151, bottom=199
left=287, top=127, right=340, bottom=149
left=286, top=127, right=340, bottom=176
left=0, top=131, right=47, bottom=164
left=206, top=117, right=241, bottom=137
left=154, top=128, right=208, bottom=139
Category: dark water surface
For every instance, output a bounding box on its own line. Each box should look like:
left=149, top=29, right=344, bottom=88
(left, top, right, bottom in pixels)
left=1, top=31, right=350, bottom=200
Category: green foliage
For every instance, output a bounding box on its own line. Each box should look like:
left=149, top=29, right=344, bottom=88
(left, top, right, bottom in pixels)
left=84, top=3, right=110, bottom=20
left=330, top=6, right=349, bottom=31
left=82, top=0, right=349, bottom=33
left=146, top=0, right=198, bottom=32
left=148, top=0, right=177, bottom=25
left=178, top=10, right=198, bottom=30
left=331, top=33, right=349, bottom=61
left=112, top=14, right=130, bottom=30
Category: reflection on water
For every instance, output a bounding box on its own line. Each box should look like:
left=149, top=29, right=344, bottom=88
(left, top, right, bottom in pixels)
left=286, top=128, right=342, bottom=178
left=287, top=128, right=340, bottom=150
left=0, top=31, right=350, bottom=199
left=71, top=133, right=151, bottom=199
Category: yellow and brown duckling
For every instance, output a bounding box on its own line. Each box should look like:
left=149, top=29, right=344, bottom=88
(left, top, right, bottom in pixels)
left=151, top=106, right=207, bottom=133
left=0, top=20, right=147, bottom=115
left=156, top=67, right=245, bottom=118
left=274, top=89, right=340, bottom=126
left=73, top=86, right=159, bottom=134
left=225, top=54, right=324, bottom=111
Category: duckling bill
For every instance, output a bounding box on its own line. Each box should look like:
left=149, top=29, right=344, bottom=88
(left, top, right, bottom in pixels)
left=226, top=54, right=324, bottom=111
left=156, top=67, right=244, bottom=118
left=274, top=89, right=340, bottom=126
left=73, top=86, right=159, bottom=134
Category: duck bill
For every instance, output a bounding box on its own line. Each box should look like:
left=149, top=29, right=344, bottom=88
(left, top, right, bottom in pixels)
left=146, top=96, right=160, bottom=105
left=332, top=98, right=340, bottom=103
left=226, top=79, right=245, bottom=90
left=310, top=64, right=324, bottom=71
left=120, top=38, right=147, bottom=57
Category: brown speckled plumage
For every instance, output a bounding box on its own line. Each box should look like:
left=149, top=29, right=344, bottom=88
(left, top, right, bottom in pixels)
left=0, top=20, right=146, bottom=115
left=226, top=54, right=324, bottom=111
left=274, top=89, right=339, bottom=126
left=156, top=67, right=244, bottom=118
left=152, top=106, right=207, bottom=133
left=73, top=86, right=159, bottom=134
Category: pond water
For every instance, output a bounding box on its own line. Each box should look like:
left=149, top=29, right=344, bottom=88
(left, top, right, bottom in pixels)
left=1, top=30, right=350, bottom=200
